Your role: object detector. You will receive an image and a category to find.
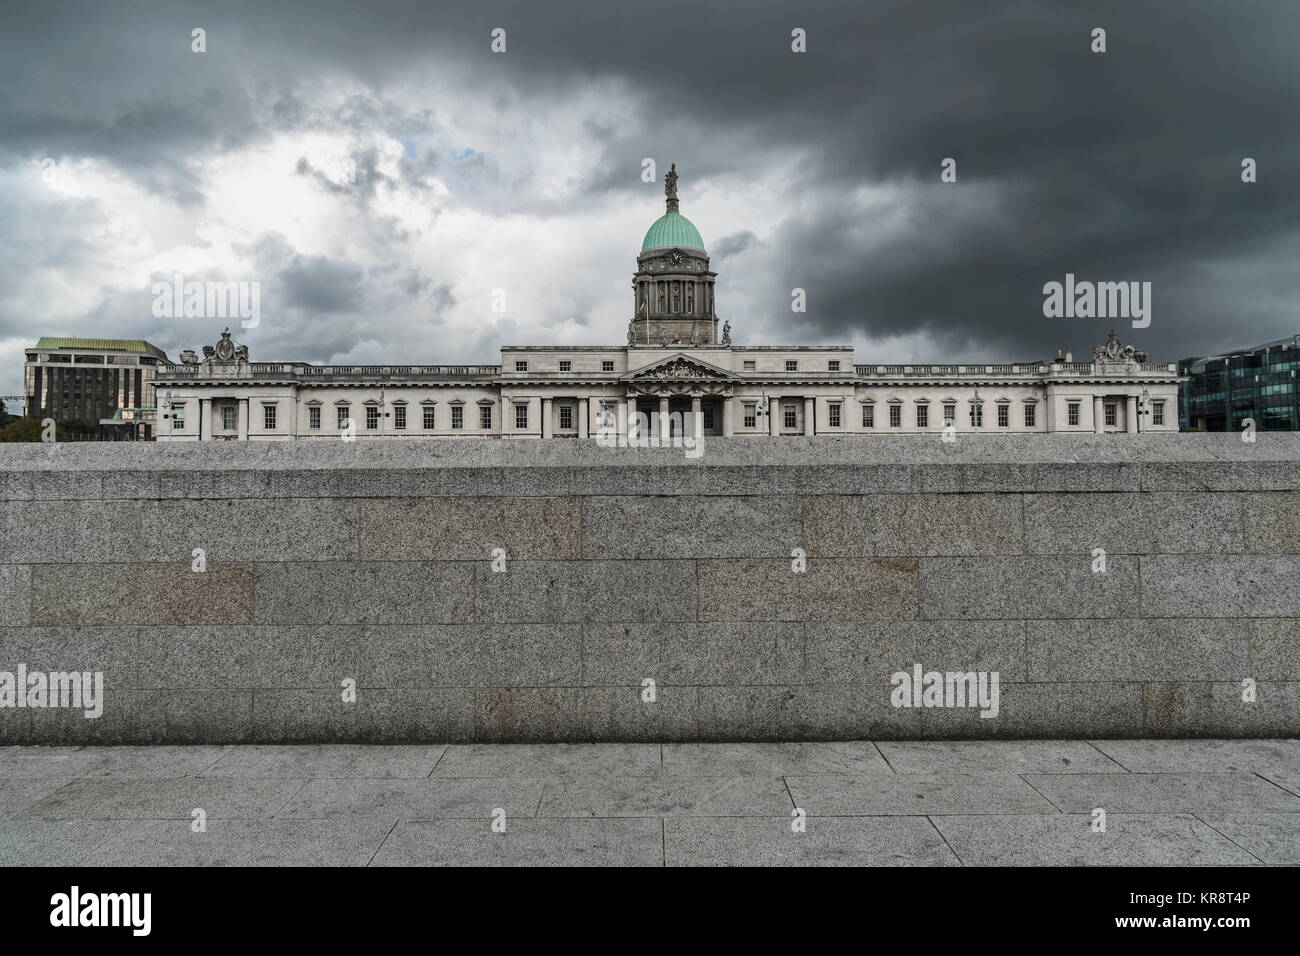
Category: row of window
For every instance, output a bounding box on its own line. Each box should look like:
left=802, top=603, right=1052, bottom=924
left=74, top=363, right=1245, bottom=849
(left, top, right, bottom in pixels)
left=515, top=360, right=618, bottom=373
left=737, top=400, right=1164, bottom=429
left=183, top=398, right=1166, bottom=433
left=1062, top=401, right=1166, bottom=426
left=509, top=359, right=846, bottom=374
left=197, top=404, right=497, bottom=431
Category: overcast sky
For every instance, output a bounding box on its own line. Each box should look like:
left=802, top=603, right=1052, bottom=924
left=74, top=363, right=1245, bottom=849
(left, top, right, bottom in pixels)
left=2, top=0, right=1297, bottom=404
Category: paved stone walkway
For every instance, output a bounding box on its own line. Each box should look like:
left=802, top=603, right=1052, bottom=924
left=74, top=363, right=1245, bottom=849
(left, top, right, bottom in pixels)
left=1, top=740, right=1297, bottom=866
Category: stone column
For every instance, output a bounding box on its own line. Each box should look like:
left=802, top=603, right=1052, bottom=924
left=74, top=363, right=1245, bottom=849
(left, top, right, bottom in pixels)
left=658, top=396, right=670, bottom=442
left=722, top=397, right=734, bottom=437
left=691, top=395, right=702, bottom=440
left=1094, top=396, right=1105, bottom=434
left=625, top=397, right=637, bottom=441
left=542, top=397, right=553, bottom=439
left=199, top=398, right=211, bottom=441
left=237, top=398, right=249, bottom=441
left=1126, top=395, right=1139, bottom=434
left=578, top=400, right=588, bottom=438
left=769, top=395, right=780, bottom=436
left=804, top=396, right=815, bottom=436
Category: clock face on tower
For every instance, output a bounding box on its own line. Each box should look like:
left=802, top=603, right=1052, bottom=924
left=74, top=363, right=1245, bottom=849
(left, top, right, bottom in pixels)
left=668, top=250, right=683, bottom=267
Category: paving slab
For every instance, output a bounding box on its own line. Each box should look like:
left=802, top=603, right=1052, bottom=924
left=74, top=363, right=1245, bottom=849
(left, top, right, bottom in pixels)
left=932, top=814, right=1261, bottom=866
left=537, top=775, right=793, bottom=817
left=1022, top=772, right=1300, bottom=813
left=664, top=816, right=960, bottom=866
left=1197, top=812, right=1300, bottom=865
left=661, top=742, right=891, bottom=776
left=786, top=773, right=1059, bottom=815
left=82, top=819, right=395, bottom=866
left=274, top=778, right=544, bottom=822
left=0, top=820, right=124, bottom=866
left=1088, top=738, right=1300, bottom=773
left=371, top=818, right=662, bottom=866
left=0, top=780, right=78, bottom=820
left=1, top=745, right=231, bottom=778
left=201, top=745, right=446, bottom=778
left=877, top=741, right=1126, bottom=774
left=432, top=743, right=661, bottom=777
left=17, top=778, right=307, bottom=820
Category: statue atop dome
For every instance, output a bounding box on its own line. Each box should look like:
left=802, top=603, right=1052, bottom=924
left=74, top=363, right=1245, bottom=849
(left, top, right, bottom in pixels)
left=665, top=163, right=679, bottom=212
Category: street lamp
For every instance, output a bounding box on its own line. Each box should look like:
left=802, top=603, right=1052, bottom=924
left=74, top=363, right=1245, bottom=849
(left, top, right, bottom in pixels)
left=1139, top=387, right=1150, bottom=433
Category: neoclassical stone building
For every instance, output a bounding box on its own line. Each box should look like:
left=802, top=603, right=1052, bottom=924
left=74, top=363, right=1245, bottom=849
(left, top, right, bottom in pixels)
left=153, top=168, right=1182, bottom=441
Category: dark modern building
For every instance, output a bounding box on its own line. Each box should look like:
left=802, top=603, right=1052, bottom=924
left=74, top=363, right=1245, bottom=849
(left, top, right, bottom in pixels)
left=1179, top=334, right=1300, bottom=431
left=24, top=337, right=173, bottom=438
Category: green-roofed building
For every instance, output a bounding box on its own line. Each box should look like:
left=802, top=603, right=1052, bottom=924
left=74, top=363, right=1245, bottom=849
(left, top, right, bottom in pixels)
left=629, top=162, right=719, bottom=347
left=24, top=337, right=173, bottom=439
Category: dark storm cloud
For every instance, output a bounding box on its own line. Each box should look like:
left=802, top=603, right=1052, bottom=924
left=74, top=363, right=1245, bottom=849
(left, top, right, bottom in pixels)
left=1, top=0, right=1297, bottom=364
left=278, top=255, right=365, bottom=312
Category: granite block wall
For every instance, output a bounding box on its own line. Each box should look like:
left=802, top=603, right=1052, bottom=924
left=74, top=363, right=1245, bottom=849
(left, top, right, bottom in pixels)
left=1, top=434, right=1297, bottom=742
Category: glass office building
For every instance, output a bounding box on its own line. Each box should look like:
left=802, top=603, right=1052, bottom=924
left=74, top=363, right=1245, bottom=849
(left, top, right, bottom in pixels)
left=1179, top=334, right=1300, bottom=431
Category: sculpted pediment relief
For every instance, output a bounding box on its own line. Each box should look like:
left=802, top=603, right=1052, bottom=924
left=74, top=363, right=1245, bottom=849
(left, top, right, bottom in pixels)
left=624, top=353, right=737, bottom=382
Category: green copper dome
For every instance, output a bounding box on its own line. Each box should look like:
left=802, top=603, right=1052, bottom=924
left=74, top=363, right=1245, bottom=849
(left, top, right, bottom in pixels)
left=641, top=211, right=705, bottom=252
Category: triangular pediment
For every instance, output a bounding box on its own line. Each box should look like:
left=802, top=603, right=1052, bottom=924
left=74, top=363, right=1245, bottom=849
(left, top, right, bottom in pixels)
left=622, top=352, right=739, bottom=382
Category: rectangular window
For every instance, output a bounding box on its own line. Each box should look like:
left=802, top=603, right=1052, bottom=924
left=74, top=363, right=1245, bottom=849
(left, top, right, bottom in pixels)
left=1024, top=404, right=1036, bottom=428
left=480, top=405, right=492, bottom=429
left=743, top=404, right=756, bottom=428
left=944, top=404, right=956, bottom=425
left=602, top=360, right=615, bottom=372
left=263, top=404, right=276, bottom=430
left=423, top=406, right=435, bottom=429
left=366, top=407, right=379, bottom=429
left=515, top=361, right=527, bottom=372
left=783, top=405, right=797, bottom=429
left=560, top=405, right=573, bottom=429
left=703, top=407, right=714, bottom=430
left=997, top=404, right=1009, bottom=427
left=1068, top=403, right=1080, bottom=426
left=743, top=360, right=756, bottom=372
left=970, top=405, right=983, bottom=427
left=785, top=360, right=798, bottom=372
left=559, top=360, right=571, bottom=372
left=828, top=360, right=840, bottom=372
left=515, top=404, right=528, bottom=429
left=600, top=401, right=615, bottom=427
left=451, top=406, right=463, bottom=429
left=1153, top=401, right=1165, bottom=425
left=829, top=403, right=841, bottom=428
left=862, top=405, right=874, bottom=428
left=308, top=406, right=320, bottom=429
left=916, top=405, right=928, bottom=428
left=171, top=403, right=185, bottom=430
left=222, top=405, right=236, bottom=430
left=1105, top=403, right=1117, bottom=426
left=338, top=407, right=351, bottom=430
left=889, top=405, right=901, bottom=428
left=394, top=406, right=406, bottom=429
